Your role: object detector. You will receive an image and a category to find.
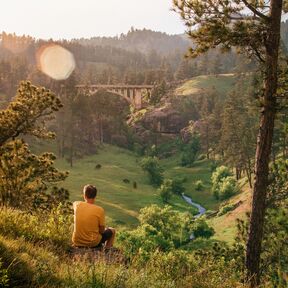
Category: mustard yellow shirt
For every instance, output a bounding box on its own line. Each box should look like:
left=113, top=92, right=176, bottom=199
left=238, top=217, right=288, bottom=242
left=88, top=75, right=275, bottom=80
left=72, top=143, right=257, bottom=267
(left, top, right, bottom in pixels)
left=72, top=201, right=105, bottom=247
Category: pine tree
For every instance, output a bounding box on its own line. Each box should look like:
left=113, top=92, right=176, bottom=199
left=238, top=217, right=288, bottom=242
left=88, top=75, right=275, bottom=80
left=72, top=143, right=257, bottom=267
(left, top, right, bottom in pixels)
left=173, top=1, right=286, bottom=286
left=0, top=81, right=68, bottom=209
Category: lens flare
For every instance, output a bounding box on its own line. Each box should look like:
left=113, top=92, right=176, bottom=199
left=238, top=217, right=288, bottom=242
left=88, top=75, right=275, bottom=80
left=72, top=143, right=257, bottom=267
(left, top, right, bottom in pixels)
left=36, top=44, right=75, bottom=80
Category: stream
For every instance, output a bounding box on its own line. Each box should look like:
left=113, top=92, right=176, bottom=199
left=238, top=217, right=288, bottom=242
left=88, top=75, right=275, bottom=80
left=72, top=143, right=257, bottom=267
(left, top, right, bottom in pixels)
left=182, top=193, right=206, bottom=218
left=181, top=193, right=206, bottom=240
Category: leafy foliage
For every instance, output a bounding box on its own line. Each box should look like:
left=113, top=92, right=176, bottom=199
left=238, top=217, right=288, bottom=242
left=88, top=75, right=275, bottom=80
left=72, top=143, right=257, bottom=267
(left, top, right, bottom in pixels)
left=195, top=180, right=204, bottom=191
left=171, top=177, right=186, bottom=195
left=118, top=205, right=193, bottom=258
left=218, top=204, right=236, bottom=216
left=140, top=156, right=164, bottom=187
left=180, top=134, right=201, bottom=167
left=211, top=166, right=239, bottom=200
left=158, top=179, right=173, bottom=203
left=192, top=219, right=215, bottom=239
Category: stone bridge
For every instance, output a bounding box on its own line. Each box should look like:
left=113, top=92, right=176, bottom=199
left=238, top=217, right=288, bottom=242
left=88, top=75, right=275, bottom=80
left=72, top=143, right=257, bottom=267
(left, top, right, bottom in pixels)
left=75, top=84, right=154, bottom=109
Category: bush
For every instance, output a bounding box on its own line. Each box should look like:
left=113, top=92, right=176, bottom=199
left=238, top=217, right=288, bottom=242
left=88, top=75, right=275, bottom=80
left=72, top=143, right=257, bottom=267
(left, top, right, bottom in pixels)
left=192, top=219, right=215, bottom=239
left=158, top=179, right=173, bottom=203
left=195, top=180, right=204, bottom=191
left=140, top=157, right=164, bottom=187
left=211, top=166, right=238, bottom=200
left=218, top=204, right=235, bottom=216
left=180, top=135, right=201, bottom=167
left=95, top=164, right=102, bottom=169
left=218, top=177, right=239, bottom=200
left=171, top=177, right=186, bottom=195
left=118, top=205, right=193, bottom=258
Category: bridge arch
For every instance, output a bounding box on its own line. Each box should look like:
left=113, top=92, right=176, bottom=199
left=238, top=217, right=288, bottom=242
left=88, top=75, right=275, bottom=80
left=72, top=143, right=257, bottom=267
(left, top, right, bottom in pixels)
left=75, top=85, right=153, bottom=109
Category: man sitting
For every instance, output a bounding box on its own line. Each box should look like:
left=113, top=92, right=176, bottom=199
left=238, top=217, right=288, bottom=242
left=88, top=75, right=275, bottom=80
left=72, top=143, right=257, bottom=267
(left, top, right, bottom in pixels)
left=72, top=184, right=115, bottom=250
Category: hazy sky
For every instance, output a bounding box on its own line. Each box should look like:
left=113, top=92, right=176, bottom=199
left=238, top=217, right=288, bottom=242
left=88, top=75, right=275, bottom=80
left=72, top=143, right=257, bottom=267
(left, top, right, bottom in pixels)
left=1, top=0, right=185, bottom=39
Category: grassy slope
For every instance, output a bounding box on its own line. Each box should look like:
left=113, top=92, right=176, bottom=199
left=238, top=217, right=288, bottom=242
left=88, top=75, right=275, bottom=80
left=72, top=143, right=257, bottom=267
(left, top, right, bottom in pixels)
left=209, top=182, right=251, bottom=244
left=55, top=145, right=216, bottom=227
left=175, top=74, right=238, bottom=97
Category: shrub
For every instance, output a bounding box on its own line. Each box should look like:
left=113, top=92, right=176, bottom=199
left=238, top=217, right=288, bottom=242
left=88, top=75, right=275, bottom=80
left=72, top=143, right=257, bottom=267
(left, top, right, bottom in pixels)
left=211, top=166, right=239, bottom=200
left=192, top=219, right=215, bottom=239
left=118, top=205, right=193, bottom=258
left=218, top=177, right=239, bottom=200
left=158, top=179, right=173, bottom=203
left=218, top=204, right=235, bottom=216
left=195, top=180, right=204, bottom=191
left=180, top=135, right=201, bottom=167
left=95, top=164, right=102, bottom=169
left=171, top=177, right=186, bottom=195
left=123, top=178, right=130, bottom=184
left=140, top=157, right=164, bottom=187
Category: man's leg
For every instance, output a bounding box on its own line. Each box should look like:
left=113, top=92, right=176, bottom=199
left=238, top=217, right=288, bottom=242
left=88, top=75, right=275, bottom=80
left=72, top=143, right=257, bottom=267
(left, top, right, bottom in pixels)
left=105, top=227, right=116, bottom=248
left=100, top=227, right=116, bottom=248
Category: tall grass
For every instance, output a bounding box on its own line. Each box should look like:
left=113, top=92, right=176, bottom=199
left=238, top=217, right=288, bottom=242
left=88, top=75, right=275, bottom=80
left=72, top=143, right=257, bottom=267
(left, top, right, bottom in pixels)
left=0, top=207, right=248, bottom=288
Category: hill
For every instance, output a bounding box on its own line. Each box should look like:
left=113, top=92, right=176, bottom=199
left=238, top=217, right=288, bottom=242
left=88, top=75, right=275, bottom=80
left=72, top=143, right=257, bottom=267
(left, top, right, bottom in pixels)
left=175, top=74, right=238, bottom=97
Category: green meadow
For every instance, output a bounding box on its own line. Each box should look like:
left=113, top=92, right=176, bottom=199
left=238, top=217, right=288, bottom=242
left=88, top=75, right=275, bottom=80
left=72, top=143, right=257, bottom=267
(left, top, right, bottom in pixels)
left=54, top=145, right=218, bottom=227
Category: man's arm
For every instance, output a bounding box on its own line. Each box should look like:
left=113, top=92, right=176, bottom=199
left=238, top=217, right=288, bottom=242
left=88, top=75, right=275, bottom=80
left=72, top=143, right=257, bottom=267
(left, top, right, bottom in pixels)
left=99, top=208, right=105, bottom=234
left=99, top=226, right=105, bottom=234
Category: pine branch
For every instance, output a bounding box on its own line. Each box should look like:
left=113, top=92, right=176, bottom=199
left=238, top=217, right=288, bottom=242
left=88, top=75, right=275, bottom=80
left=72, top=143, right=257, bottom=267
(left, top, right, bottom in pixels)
left=241, top=0, right=270, bottom=20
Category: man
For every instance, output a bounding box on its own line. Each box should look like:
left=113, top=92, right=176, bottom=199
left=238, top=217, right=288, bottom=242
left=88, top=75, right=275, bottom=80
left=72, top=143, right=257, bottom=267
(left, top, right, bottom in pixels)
left=72, top=184, right=115, bottom=249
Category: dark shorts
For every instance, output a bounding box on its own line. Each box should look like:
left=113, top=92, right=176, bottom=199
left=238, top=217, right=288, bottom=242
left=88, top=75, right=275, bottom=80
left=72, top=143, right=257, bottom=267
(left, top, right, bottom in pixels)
left=98, top=228, right=113, bottom=246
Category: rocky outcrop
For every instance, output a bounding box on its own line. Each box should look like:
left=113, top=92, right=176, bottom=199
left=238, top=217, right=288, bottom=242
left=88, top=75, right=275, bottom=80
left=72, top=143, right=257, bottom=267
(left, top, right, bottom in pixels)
left=139, top=103, right=187, bottom=134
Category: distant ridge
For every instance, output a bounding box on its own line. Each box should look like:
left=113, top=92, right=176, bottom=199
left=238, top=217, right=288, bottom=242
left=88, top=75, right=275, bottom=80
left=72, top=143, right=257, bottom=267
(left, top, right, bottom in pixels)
left=73, top=28, right=190, bottom=55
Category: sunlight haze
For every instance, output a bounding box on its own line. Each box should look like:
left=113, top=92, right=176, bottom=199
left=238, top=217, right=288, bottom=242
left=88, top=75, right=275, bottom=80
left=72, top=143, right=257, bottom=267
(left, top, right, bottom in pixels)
left=1, top=0, right=184, bottom=39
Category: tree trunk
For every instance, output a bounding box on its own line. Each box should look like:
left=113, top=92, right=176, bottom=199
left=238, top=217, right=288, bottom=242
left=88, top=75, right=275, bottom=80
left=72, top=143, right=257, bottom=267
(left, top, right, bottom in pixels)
left=245, top=1, right=283, bottom=286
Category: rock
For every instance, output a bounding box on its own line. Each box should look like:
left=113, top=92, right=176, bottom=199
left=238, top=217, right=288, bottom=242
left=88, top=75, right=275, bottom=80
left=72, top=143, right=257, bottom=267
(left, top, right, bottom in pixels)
left=141, top=103, right=186, bottom=134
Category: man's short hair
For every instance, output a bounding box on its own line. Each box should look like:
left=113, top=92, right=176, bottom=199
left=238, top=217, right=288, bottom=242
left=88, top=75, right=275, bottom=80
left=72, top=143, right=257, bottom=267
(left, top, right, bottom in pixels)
left=83, top=184, right=97, bottom=199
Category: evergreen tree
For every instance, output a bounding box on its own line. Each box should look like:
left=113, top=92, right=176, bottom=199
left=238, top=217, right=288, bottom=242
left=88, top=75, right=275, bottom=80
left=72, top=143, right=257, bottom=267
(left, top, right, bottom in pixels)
left=173, top=1, right=286, bottom=285
left=0, top=81, right=68, bottom=209
left=220, top=78, right=258, bottom=187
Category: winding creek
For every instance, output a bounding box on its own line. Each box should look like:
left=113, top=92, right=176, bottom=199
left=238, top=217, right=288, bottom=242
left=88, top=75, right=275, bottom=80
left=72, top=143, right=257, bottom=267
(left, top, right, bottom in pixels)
left=182, top=193, right=206, bottom=218
left=182, top=193, right=207, bottom=240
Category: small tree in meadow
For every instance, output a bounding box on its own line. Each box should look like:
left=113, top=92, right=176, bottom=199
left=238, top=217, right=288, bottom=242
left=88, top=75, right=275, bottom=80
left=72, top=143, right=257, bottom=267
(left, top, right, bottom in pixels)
left=158, top=179, right=173, bottom=203
left=195, top=180, right=204, bottom=191
left=140, top=156, right=164, bottom=187
left=181, top=135, right=201, bottom=167
left=171, top=177, right=186, bottom=195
